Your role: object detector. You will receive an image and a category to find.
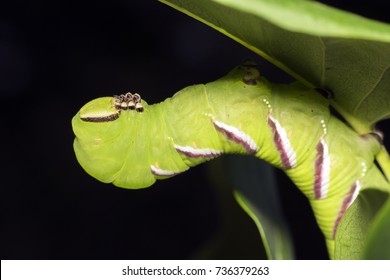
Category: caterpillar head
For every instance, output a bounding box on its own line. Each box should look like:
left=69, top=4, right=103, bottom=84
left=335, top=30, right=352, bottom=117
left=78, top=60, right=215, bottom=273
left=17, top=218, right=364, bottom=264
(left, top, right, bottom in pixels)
left=72, top=94, right=155, bottom=189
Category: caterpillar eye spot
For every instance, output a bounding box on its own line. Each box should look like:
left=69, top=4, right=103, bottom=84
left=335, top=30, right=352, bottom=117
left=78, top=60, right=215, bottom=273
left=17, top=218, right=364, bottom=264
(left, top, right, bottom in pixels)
left=243, top=70, right=260, bottom=85
left=121, top=101, right=128, bottom=109
left=114, top=91, right=144, bottom=112
left=239, top=60, right=261, bottom=85
left=243, top=76, right=257, bottom=85
left=135, top=103, right=144, bottom=112
left=128, top=100, right=136, bottom=109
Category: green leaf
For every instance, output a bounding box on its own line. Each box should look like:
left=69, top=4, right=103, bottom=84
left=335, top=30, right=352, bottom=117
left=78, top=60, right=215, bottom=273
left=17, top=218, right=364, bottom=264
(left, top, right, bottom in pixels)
left=201, top=155, right=294, bottom=259
left=224, top=155, right=294, bottom=259
left=364, top=197, right=390, bottom=259
left=159, top=0, right=390, bottom=132
left=334, top=189, right=389, bottom=259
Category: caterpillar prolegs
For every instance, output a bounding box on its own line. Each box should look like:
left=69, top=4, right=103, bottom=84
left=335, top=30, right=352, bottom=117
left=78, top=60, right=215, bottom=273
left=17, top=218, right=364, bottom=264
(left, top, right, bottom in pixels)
left=72, top=63, right=382, bottom=257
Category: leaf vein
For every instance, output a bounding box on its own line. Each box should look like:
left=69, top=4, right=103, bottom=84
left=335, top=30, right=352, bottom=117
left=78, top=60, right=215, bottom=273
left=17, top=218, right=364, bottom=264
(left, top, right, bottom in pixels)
left=352, top=64, right=390, bottom=115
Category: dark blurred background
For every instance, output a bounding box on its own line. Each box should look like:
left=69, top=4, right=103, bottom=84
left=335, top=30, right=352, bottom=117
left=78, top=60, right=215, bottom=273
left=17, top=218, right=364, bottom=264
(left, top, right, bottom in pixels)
left=1, top=0, right=389, bottom=260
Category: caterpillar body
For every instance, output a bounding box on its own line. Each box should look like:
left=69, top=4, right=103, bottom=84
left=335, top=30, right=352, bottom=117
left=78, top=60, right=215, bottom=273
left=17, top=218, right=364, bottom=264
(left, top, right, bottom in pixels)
left=72, top=63, right=382, bottom=257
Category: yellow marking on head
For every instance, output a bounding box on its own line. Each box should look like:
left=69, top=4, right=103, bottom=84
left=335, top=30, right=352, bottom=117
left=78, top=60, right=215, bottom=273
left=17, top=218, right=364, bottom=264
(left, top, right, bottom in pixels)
left=320, top=120, right=327, bottom=135
left=204, top=112, right=215, bottom=119
left=361, top=162, right=367, bottom=178
left=263, top=98, right=272, bottom=110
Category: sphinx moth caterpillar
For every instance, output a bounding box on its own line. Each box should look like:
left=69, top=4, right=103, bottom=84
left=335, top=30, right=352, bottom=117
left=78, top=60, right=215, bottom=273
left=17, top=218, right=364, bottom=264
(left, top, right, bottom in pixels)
left=72, top=62, right=384, bottom=257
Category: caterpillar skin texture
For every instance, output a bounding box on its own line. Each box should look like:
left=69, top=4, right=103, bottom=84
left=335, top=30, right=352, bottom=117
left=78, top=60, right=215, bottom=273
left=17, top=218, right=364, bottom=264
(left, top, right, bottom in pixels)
left=72, top=64, right=381, bottom=257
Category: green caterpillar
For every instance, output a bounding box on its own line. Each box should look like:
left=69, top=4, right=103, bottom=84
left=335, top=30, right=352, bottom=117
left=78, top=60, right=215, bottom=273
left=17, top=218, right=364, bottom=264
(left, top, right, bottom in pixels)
left=72, top=63, right=383, bottom=257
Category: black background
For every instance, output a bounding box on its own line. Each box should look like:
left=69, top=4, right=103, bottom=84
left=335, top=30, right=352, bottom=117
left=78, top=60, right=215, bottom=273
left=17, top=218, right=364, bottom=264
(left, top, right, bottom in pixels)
left=1, top=0, right=389, bottom=260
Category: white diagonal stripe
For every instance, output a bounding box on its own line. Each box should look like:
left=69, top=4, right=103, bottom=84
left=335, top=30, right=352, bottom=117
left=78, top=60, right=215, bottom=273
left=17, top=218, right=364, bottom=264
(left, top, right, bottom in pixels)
left=269, top=116, right=297, bottom=168
left=150, top=165, right=187, bottom=177
left=174, top=145, right=222, bottom=158
left=213, top=120, right=259, bottom=154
